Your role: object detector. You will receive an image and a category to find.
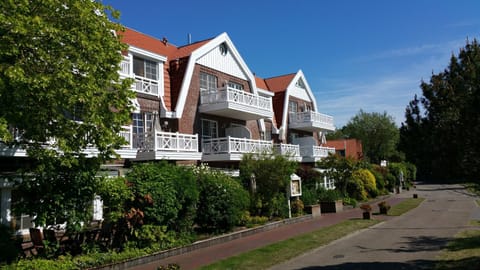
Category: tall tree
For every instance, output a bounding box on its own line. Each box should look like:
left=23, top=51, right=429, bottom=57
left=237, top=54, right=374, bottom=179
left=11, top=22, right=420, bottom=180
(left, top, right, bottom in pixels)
left=400, top=39, right=480, bottom=181
left=0, top=0, right=134, bottom=228
left=342, top=110, right=399, bottom=164
left=0, top=0, right=134, bottom=160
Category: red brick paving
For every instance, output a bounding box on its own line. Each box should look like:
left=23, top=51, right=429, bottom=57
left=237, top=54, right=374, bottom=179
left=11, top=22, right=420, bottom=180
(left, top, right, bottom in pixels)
left=128, top=196, right=405, bottom=270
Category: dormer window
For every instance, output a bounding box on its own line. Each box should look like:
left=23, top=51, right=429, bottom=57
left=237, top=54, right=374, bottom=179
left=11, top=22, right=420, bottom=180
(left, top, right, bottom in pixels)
left=133, top=56, right=158, bottom=80
left=228, top=82, right=244, bottom=90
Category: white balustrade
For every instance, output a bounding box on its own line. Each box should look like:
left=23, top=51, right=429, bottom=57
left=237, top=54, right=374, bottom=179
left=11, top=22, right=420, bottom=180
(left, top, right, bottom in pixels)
left=273, top=143, right=300, bottom=157
left=300, top=145, right=335, bottom=158
left=134, top=76, right=159, bottom=95
left=202, top=136, right=273, bottom=154
left=134, top=131, right=198, bottom=152
left=289, top=111, right=334, bottom=128
left=200, top=87, right=272, bottom=111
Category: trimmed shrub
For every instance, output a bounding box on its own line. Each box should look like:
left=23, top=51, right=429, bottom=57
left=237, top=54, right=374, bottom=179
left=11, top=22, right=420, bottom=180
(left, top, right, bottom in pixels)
left=127, top=162, right=199, bottom=233
left=195, top=168, right=249, bottom=233
left=352, top=169, right=378, bottom=198
left=301, top=187, right=318, bottom=205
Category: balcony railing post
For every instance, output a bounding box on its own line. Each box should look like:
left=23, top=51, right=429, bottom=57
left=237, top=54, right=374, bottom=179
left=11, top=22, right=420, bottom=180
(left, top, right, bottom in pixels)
left=227, top=136, right=231, bottom=153
left=176, top=132, right=180, bottom=152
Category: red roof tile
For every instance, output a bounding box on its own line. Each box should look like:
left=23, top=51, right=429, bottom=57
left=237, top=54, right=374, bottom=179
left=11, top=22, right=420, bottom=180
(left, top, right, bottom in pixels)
left=119, top=28, right=178, bottom=57
left=255, top=76, right=269, bottom=90
left=264, top=73, right=296, bottom=93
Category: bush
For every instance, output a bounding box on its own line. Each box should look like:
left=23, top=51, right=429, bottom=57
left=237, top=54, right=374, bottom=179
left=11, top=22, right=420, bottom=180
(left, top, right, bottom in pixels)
left=97, top=177, right=133, bottom=222
left=195, top=168, right=250, bottom=233
left=370, top=166, right=386, bottom=191
left=346, top=177, right=367, bottom=201
left=301, top=187, right=318, bottom=205
left=291, top=199, right=304, bottom=216
left=317, top=188, right=343, bottom=202
left=239, top=211, right=268, bottom=228
left=127, top=162, right=199, bottom=233
left=343, top=197, right=358, bottom=208
left=134, top=225, right=177, bottom=250
left=352, top=169, right=378, bottom=198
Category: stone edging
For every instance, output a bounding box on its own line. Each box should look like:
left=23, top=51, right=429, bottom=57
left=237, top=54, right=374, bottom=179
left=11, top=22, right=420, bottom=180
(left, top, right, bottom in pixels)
left=91, top=215, right=313, bottom=270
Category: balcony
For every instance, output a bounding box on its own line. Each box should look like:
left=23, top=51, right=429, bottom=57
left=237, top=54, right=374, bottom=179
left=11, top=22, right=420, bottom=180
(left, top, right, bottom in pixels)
left=289, top=111, right=335, bottom=132
left=273, top=143, right=302, bottom=161
left=199, top=87, right=273, bottom=120
left=119, top=58, right=159, bottom=97
left=300, top=145, right=335, bottom=163
left=202, top=136, right=273, bottom=161
left=135, top=131, right=202, bottom=161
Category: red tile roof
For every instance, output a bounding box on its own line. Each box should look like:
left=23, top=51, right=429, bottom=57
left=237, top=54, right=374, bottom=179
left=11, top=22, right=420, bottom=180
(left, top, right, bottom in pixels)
left=264, top=73, right=296, bottom=93
left=119, top=28, right=178, bottom=57
left=255, top=76, right=269, bottom=90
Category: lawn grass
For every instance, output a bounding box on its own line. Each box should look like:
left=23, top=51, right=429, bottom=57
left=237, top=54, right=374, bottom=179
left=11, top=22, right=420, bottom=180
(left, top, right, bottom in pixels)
left=200, top=219, right=379, bottom=270
left=435, top=229, right=480, bottom=270
left=388, top=197, right=425, bottom=216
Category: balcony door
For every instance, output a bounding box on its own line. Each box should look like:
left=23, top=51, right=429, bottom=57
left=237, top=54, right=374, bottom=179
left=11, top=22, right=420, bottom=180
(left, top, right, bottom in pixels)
left=201, top=119, right=218, bottom=140
left=132, top=112, right=154, bottom=149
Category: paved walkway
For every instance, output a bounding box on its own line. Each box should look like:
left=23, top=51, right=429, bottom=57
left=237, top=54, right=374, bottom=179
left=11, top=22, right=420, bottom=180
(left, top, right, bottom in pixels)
left=129, top=194, right=407, bottom=270
left=270, top=183, right=479, bottom=270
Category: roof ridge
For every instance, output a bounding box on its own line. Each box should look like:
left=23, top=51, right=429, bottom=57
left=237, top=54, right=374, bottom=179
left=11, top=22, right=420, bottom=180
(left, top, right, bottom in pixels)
left=123, top=26, right=178, bottom=47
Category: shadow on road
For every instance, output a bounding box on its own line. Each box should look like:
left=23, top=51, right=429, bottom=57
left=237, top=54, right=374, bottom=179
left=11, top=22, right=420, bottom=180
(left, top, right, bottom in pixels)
left=296, top=260, right=435, bottom=270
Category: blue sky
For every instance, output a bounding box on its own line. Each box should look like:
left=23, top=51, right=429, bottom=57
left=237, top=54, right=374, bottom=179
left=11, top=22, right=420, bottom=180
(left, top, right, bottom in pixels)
left=103, top=0, right=480, bottom=128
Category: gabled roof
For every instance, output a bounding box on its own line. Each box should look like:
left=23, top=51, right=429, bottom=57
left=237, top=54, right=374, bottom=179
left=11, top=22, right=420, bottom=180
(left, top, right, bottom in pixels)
left=264, top=73, right=296, bottom=93
left=119, top=28, right=178, bottom=57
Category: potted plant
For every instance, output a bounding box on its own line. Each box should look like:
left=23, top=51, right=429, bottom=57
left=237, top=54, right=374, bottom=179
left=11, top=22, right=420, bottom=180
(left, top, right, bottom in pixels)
left=378, top=201, right=390, bottom=215
left=302, top=188, right=321, bottom=217
left=318, top=189, right=343, bottom=213
left=360, top=204, right=372, bottom=219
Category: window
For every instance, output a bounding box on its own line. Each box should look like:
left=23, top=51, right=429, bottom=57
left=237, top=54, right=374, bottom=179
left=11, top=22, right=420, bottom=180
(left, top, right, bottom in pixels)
left=201, top=119, right=218, bottom=139
left=132, top=112, right=154, bottom=135
left=228, top=82, right=244, bottom=90
left=295, top=78, right=306, bottom=89
left=133, top=56, right=158, bottom=80
left=288, top=100, right=298, bottom=113
left=200, top=72, right=217, bottom=93
left=304, top=103, right=312, bottom=112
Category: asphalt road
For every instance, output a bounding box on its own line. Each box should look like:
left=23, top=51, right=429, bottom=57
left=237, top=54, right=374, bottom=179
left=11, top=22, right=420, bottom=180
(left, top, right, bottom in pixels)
left=269, top=183, right=479, bottom=270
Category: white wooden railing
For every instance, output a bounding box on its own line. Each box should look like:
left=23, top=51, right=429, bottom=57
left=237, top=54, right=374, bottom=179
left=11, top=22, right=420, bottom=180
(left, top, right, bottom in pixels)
left=200, top=87, right=272, bottom=111
left=134, top=76, right=159, bottom=96
left=289, top=111, right=334, bottom=128
left=134, top=131, right=198, bottom=152
left=273, top=143, right=300, bottom=157
left=300, top=145, right=335, bottom=158
left=202, top=136, right=273, bottom=154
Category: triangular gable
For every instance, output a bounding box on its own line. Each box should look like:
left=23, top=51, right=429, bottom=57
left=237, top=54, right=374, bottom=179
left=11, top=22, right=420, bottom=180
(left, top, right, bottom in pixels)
left=197, top=42, right=248, bottom=80
left=173, top=33, right=258, bottom=118
left=280, top=70, right=318, bottom=132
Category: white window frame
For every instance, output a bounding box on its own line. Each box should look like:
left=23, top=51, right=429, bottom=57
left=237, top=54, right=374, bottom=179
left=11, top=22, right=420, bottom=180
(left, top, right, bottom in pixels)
left=201, top=119, right=218, bottom=140
left=200, top=72, right=217, bottom=93
left=228, top=81, right=244, bottom=90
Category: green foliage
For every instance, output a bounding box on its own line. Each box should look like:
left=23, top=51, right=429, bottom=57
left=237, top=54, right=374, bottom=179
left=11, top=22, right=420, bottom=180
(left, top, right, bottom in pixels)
left=317, top=188, right=343, bottom=202
left=195, top=167, right=249, bottom=233
left=127, top=162, right=198, bottom=232
left=370, top=165, right=386, bottom=191
left=342, top=110, right=399, bottom=164
left=290, top=199, right=304, bottom=216
left=342, top=197, right=357, bottom=208
left=0, top=0, right=134, bottom=161
left=13, top=156, right=100, bottom=232
left=346, top=176, right=367, bottom=201
left=96, top=177, right=133, bottom=222
left=134, top=225, right=178, bottom=250
left=352, top=169, right=377, bottom=198
left=400, top=39, right=480, bottom=181
left=301, top=187, right=318, bottom=205
left=239, top=211, right=269, bottom=228
left=240, top=151, right=298, bottom=218
left=296, top=167, right=322, bottom=189
left=317, top=154, right=358, bottom=196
